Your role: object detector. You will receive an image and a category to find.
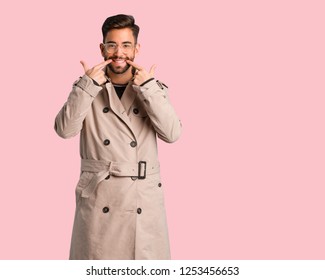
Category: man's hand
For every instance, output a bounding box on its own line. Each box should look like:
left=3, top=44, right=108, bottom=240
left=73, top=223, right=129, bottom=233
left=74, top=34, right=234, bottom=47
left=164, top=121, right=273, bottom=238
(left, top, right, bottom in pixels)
left=80, top=59, right=112, bottom=85
left=126, top=60, right=156, bottom=86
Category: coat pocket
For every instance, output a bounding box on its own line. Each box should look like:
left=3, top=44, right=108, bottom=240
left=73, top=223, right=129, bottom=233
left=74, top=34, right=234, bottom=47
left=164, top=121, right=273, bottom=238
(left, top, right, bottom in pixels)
left=75, top=172, right=95, bottom=203
left=146, top=173, right=165, bottom=206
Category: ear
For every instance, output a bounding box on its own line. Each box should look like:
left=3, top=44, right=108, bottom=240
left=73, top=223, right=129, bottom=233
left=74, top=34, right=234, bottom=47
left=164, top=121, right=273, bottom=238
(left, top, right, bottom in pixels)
left=135, top=43, right=140, bottom=55
left=99, top=43, right=106, bottom=58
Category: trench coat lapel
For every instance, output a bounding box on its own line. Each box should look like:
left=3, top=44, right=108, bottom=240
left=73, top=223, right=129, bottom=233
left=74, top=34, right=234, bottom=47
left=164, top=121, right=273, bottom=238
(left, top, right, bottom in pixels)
left=104, top=81, right=135, bottom=133
left=120, top=82, right=136, bottom=114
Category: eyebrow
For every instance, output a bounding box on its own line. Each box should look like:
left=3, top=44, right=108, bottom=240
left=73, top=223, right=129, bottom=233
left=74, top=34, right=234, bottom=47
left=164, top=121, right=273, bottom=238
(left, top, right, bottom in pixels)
left=104, top=41, right=133, bottom=44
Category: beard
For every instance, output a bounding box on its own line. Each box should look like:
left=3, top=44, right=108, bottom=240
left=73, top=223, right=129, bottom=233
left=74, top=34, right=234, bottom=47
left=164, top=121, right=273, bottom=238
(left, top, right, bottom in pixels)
left=106, top=54, right=134, bottom=74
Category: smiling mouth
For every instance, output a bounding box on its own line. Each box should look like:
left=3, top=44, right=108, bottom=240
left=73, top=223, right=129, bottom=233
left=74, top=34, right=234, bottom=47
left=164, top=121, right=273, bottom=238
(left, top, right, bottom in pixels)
left=112, top=58, right=127, bottom=64
left=107, top=57, right=131, bottom=74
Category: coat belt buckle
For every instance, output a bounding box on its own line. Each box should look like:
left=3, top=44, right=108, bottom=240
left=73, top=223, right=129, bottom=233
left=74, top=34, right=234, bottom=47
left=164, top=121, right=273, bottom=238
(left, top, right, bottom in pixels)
left=138, top=161, right=147, bottom=179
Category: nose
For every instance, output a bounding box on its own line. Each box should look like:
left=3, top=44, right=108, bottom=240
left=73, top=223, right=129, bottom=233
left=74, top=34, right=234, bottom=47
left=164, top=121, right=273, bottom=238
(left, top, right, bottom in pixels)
left=114, top=45, right=124, bottom=56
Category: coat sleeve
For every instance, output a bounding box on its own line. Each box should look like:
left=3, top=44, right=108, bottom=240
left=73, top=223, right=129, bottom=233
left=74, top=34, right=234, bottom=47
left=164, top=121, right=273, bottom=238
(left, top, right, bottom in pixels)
left=133, top=79, right=182, bottom=143
left=54, top=75, right=102, bottom=139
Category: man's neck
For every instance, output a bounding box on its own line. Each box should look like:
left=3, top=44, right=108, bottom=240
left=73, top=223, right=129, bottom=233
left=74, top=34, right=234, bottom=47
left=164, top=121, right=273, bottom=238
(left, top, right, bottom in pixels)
left=107, top=69, right=133, bottom=84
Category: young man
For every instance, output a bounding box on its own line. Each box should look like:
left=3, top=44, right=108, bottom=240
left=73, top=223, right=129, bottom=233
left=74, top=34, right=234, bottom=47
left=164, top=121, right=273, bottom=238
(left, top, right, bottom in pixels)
left=54, top=14, right=181, bottom=259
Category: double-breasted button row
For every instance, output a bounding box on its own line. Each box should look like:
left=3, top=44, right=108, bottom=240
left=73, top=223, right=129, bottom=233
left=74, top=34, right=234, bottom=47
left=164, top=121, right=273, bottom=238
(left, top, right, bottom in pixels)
left=102, top=107, right=110, bottom=145
left=103, top=206, right=141, bottom=214
left=104, top=139, right=137, bottom=147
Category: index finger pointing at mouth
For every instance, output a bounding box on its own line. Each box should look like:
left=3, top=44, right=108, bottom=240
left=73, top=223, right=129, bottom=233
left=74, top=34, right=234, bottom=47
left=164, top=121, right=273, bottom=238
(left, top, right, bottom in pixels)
left=126, top=60, right=143, bottom=70
left=95, top=59, right=112, bottom=69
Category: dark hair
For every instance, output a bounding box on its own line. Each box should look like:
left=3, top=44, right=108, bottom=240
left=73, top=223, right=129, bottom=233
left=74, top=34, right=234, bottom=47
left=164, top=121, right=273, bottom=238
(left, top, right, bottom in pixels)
left=102, top=14, right=140, bottom=43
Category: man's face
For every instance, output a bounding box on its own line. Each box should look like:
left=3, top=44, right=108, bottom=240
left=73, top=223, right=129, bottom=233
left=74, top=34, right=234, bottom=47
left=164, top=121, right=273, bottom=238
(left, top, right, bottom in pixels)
left=101, top=28, right=139, bottom=75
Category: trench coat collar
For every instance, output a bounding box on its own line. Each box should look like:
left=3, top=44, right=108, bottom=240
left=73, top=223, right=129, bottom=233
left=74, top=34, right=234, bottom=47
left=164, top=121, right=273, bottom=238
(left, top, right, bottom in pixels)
left=104, top=79, right=136, bottom=129
left=120, top=81, right=136, bottom=114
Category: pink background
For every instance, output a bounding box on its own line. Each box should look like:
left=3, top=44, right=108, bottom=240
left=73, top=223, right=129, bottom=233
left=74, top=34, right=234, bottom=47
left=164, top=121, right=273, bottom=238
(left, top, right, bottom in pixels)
left=1, top=0, right=324, bottom=259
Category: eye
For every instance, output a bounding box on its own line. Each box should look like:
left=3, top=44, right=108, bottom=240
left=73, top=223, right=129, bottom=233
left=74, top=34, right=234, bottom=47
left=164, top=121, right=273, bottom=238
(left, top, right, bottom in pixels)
left=106, top=43, right=117, bottom=49
left=122, top=43, right=132, bottom=50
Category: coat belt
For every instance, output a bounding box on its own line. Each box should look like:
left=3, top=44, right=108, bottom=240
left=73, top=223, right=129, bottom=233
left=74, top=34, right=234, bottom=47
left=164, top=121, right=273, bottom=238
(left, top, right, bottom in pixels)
left=80, top=159, right=160, bottom=198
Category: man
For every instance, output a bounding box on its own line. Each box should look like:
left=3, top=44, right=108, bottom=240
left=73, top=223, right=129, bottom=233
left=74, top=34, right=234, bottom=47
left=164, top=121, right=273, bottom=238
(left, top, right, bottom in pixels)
left=54, top=14, right=181, bottom=260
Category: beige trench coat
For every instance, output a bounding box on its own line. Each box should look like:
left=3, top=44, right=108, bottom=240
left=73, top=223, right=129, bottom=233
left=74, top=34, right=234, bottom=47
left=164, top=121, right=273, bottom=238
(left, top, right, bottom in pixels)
left=54, top=75, right=181, bottom=259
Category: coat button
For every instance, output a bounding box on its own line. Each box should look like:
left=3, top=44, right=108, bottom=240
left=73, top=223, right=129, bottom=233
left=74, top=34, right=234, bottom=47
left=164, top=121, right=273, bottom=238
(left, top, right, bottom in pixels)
left=105, top=175, right=110, bottom=180
left=131, top=176, right=137, bottom=181
left=103, top=107, right=110, bottom=113
left=158, top=183, right=162, bottom=187
left=102, top=207, right=109, bottom=213
left=137, top=208, right=142, bottom=214
left=130, top=141, right=137, bottom=147
left=133, top=108, right=139, bottom=114
left=103, top=139, right=110, bottom=145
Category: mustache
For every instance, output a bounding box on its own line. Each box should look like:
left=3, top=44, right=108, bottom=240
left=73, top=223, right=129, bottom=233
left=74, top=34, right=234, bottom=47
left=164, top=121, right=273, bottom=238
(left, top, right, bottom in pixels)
left=108, top=55, right=131, bottom=60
